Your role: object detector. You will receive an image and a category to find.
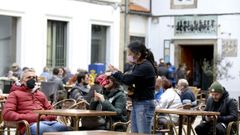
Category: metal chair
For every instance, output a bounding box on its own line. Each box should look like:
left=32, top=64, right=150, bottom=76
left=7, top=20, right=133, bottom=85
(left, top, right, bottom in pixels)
left=226, top=121, right=239, bottom=135
left=4, top=120, right=31, bottom=135
left=69, top=99, right=89, bottom=110
left=52, top=99, right=76, bottom=109
left=0, top=100, right=31, bottom=135
left=52, top=99, right=76, bottom=126
left=111, top=101, right=132, bottom=132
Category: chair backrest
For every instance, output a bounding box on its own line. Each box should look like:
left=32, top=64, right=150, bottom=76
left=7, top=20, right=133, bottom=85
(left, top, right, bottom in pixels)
left=38, top=76, right=46, bottom=82
left=52, top=99, right=76, bottom=109
left=189, top=86, right=200, bottom=98
left=40, top=81, right=59, bottom=101
left=69, top=99, right=89, bottom=110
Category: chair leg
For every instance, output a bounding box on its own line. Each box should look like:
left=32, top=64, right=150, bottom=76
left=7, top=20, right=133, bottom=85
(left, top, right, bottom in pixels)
left=182, top=126, right=187, bottom=135
left=191, top=125, right=196, bottom=135
left=7, top=127, right=10, bottom=135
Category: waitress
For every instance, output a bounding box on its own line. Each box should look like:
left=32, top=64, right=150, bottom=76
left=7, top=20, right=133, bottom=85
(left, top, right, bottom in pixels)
left=109, top=41, right=157, bottom=134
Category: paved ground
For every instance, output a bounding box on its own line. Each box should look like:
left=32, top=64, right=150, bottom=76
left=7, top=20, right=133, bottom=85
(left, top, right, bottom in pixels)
left=6, top=117, right=240, bottom=134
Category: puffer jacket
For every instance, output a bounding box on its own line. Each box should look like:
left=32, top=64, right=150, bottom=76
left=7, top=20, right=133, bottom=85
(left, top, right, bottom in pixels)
left=204, top=88, right=238, bottom=125
left=70, top=84, right=89, bottom=101
left=90, top=86, right=128, bottom=122
left=3, top=84, right=56, bottom=134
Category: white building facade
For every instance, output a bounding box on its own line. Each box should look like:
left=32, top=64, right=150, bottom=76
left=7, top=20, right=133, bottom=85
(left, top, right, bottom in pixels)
left=0, top=0, right=121, bottom=75
left=146, top=0, right=240, bottom=99
left=128, top=0, right=240, bottom=99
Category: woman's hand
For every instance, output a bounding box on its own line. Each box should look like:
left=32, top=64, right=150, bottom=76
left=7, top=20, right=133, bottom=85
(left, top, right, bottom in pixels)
left=94, top=91, right=105, bottom=102
left=108, top=64, right=118, bottom=72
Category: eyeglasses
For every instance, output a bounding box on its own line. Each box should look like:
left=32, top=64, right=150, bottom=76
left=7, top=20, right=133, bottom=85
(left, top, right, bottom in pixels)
left=26, top=76, right=36, bottom=79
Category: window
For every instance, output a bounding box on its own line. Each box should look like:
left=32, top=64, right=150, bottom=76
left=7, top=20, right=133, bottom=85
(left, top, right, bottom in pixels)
left=0, top=16, right=17, bottom=76
left=130, top=36, right=145, bottom=44
left=47, top=20, right=67, bottom=67
left=164, top=40, right=171, bottom=63
left=91, top=25, right=107, bottom=64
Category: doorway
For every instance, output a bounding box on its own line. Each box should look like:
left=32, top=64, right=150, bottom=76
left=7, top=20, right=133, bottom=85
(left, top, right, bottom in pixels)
left=179, top=45, right=214, bottom=90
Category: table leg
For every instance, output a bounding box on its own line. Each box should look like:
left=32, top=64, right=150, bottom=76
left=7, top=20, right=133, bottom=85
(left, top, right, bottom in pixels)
left=108, top=116, right=113, bottom=130
left=178, top=115, right=183, bottom=135
left=36, top=114, right=41, bottom=135
left=213, top=117, right=217, bottom=135
left=153, top=112, right=157, bottom=134
left=75, top=116, right=79, bottom=130
left=187, top=116, right=191, bottom=135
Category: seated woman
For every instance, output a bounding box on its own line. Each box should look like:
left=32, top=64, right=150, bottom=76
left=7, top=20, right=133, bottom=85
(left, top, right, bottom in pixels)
left=81, top=75, right=128, bottom=130
left=155, top=78, right=182, bottom=130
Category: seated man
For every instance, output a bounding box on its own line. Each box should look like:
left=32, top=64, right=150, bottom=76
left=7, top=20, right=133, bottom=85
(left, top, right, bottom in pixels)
left=177, top=79, right=197, bottom=106
left=195, top=81, right=238, bottom=135
left=3, top=69, right=70, bottom=135
left=69, top=70, right=90, bottom=101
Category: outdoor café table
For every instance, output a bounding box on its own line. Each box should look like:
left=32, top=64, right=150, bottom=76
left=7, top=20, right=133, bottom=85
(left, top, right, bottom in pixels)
left=153, top=108, right=220, bottom=135
left=34, top=109, right=117, bottom=135
left=43, top=130, right=149, bottom=135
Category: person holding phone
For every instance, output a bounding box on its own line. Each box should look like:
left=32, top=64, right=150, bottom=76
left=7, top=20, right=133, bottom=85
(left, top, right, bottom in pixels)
left=81, top=75, right=127, bottom=130
left=108, top=41, right=158, bottom=134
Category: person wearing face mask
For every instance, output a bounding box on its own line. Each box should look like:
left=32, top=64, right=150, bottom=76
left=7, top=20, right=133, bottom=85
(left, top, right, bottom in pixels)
left=2, top=69, right=70, bottom=135
left=69, top=70, right=90, bottom=101
left=81, top=75, right=127, bottom=130
left=108, top=41, right=158, bottom=134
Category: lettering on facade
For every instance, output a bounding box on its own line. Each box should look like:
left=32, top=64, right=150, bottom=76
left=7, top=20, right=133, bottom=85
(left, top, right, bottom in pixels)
left=174, top=16, right=217, bottom=36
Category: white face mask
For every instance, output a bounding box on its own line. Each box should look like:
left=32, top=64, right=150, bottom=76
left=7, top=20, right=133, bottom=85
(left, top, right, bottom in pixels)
left=127, top=55, right=137, bottom=63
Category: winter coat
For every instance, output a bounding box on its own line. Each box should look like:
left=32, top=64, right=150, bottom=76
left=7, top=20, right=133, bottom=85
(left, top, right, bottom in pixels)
left=89, top=86, right=128, bottom=123
left=204, top=88, right=238, bottom=125
left=3, top=85, right=56, bottom=134
left=155, top=88, right=182, bottom=123
left=70, top=84, right=90, bottom=101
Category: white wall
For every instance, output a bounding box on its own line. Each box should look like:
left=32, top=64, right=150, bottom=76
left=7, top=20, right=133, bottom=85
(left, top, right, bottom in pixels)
left=0, top=0, right=121, bottom=75
left=148, top=0, right=240, bottom=99
left=217, top=15, right=240, bottom=99
left=129, top=15, right=147, bottom=37
left=148, top=17, right=175, bottom=63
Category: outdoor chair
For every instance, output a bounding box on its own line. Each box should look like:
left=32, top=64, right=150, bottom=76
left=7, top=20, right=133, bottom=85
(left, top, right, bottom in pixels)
left=4, top=120, right=31, bottom=135
left=69, top=99, right=89, bottom=110
left=52, top=99, right=76, bottom=126
left=111, top=100, right=132, bottom=132
left=40, top=81, right=59, bottom=103
left=52, top=99, right=76, bottom=109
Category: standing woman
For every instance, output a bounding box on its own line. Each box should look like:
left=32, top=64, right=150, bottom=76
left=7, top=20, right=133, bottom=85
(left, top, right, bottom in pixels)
left=109, top=41, right=158, bottom=134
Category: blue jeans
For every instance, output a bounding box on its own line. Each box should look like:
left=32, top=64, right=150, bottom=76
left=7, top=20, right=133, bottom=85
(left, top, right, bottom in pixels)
left=26, top=121, right=70, bottom=135
left=131, top=99, right=155, bottom=134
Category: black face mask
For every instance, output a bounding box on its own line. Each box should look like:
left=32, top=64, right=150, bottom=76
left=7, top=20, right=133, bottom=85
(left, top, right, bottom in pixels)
left=83, top=82, right=89, bottom=86
left=26, top=79, right=36, bottom=89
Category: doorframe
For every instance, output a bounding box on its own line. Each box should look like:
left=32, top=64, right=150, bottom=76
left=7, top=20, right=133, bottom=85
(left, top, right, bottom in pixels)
left=173, top=39, right=217, bottom=69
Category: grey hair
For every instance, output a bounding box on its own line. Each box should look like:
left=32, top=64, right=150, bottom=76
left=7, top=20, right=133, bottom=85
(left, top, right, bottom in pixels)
left=20, top=68, right=35, bottom=80
left=178, top=79, right=189, bottom=88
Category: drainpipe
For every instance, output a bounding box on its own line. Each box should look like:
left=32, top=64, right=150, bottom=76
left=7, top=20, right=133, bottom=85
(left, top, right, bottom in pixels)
left=124, top=0, right=129, bottom=48
left=123, top=0, right=129, bottom=65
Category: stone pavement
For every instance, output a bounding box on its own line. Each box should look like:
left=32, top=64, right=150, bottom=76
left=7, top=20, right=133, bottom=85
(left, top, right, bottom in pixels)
left=6, top=117, right=240, bottom=134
